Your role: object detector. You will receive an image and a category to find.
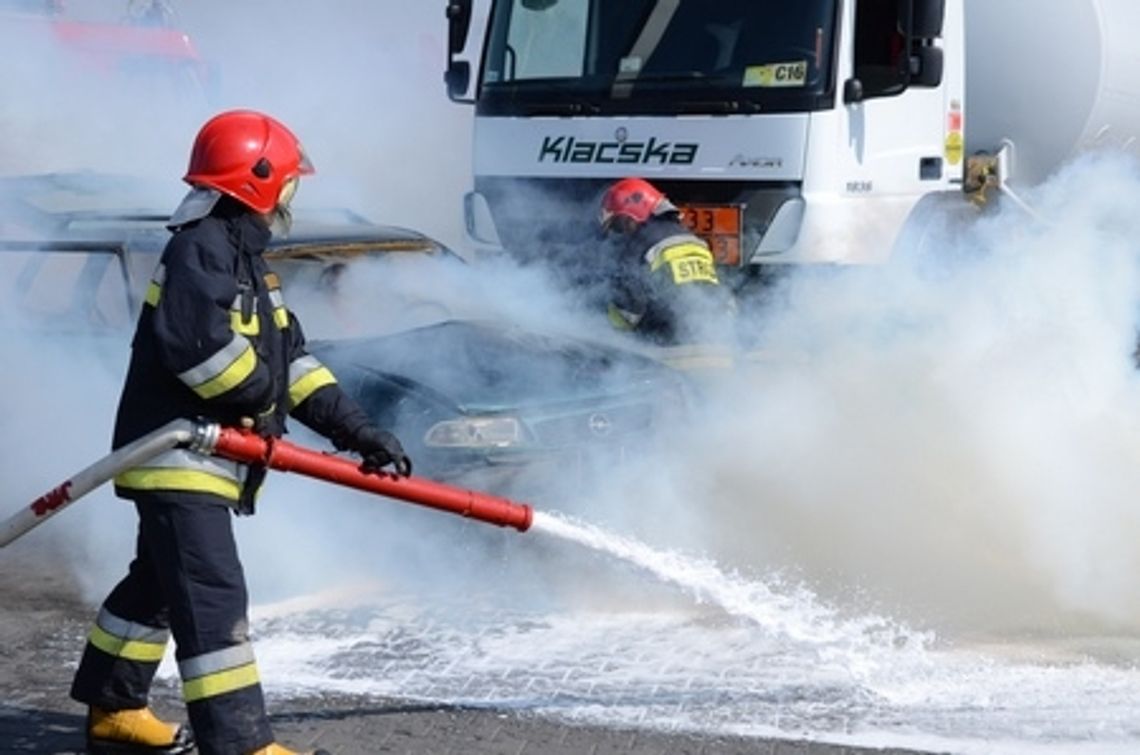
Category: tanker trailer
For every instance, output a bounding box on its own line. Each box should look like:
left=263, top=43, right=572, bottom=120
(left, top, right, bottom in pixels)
left=963, top=0, right=1140, bottom=195
left=896, top=0, right=1140, bottom=255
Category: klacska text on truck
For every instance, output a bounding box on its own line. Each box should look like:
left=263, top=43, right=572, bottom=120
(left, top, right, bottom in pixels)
left=445, top=0, right=1140, bottom=287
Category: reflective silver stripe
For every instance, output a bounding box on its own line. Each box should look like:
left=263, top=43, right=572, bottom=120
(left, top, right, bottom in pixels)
left=288, top=355, right=324, bottom=384
left=288, top=354, right=336, bottom=408
left=268, top=290, right=289, bottom=329
left=177, top=333, right=251, bottom=388
left=96, top=608, right=170, bottom=645
left=129, top=448, right=243, bottom=484
left=643, top=233, right=707, bottom=266
left=179, top=642, right=257, bottom=681
left=152, top=262, right=167, bottom=287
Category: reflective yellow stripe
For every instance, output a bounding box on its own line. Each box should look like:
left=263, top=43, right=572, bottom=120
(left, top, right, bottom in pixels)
left=88, top=625, right=167, bottom=662
left=230, top=311, right=260, bottom=336
left=180, top=335, right=250, bottom=388
left=145, top=281, right=161, bottom=307
left=114, top=469, right=242, bottom=501
left=182, top=663, right=260, bottom=702
left=650, top=242, right=715, bottom=272
left=651, top=243, right=719, bottom=284
left=145, top=263, right=166, bottom=307
left=194, top=343, right=258, bottom=400
left=268, top=289, right=288, bottom=331
left=607, top=303, right=636, bottom=330
left=289, top=366, right=336, bottom=409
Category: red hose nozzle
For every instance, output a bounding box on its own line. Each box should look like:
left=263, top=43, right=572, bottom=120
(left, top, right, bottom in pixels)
left=212, top=427, right=534, bottom=532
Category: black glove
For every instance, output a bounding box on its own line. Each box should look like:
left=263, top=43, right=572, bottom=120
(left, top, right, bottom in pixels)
left=353, top=425, right=412, bottom=477
left=252, top=404, right=285, bottom=440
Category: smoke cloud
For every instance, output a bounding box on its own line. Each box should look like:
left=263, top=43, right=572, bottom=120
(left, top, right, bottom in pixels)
left=3, top=1, right=1140, bottom=651
left=681, top=153, right=1140, bottom=635
left=0, top=1, right=476, bottom=604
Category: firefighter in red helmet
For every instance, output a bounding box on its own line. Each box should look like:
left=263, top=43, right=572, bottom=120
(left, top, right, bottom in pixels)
left=599, top=177, right=736, bottom=345
left=69, top=110, right=410, bottom=755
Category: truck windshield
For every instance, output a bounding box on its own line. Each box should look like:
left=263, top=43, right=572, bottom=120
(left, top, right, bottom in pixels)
left=481, top=0, right=838, bottom=115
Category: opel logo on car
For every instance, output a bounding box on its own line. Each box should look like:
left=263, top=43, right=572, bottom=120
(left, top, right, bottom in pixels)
left=614, top=127, right=628, bottom=144
left=587, top=413, right=613, bottom=437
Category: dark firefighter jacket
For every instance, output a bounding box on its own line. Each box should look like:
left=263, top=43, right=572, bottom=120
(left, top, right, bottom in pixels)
left=608, top=214, right=736, bottom=345
left=112, top=201, right=373, bottom=506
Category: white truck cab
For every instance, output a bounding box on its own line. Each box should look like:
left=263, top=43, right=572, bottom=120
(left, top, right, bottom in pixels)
left=447, top=0, right=1140, bottom=285
left=447, top=0, right=959, bottom=276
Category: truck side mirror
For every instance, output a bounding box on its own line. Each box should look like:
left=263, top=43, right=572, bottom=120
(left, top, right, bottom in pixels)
left=843, top=78, right=865, bottom=104
left=445, top=61, right=472, bottom=100
left=446, top=0, right=475, bottom=103
left=912, top=0, right=945, bottom=38
left=446, top=0, right=472, bottom=56
left=912, top=46, right=943, bottom=87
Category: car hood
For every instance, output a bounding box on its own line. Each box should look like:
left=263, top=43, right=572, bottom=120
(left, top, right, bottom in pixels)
left=311, top=320, right=678, bottom=412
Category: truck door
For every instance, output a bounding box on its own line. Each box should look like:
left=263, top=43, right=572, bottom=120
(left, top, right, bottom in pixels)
left=845, top=0, right=952, bottom=192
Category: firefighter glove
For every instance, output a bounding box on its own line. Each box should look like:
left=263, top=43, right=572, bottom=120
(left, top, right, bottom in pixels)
left=253, top=404, right=285, bottom=439
left=353, top=425, right=412, bottom=477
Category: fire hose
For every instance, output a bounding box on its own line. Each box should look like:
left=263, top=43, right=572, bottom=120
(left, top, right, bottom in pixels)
left=0, top=419, right=533, bottom=548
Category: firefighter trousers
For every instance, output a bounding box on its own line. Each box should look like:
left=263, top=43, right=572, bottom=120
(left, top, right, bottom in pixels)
left=70, top=491, right=275, bottom=754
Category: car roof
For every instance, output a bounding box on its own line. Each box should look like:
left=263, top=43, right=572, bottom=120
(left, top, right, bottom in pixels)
left=0, top=172, right=460, bottom=259
left=0, top=173, right=464, bottom=330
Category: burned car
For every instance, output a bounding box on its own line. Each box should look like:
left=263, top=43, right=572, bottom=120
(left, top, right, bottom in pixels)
left=308, top=319, right=687, bottom=496
left=0, top=172, right=689, bottom=497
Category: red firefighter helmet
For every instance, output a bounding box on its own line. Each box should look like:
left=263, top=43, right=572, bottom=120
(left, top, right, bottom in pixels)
left=599, top=177, right=677, bottom=230
left=183, top=109, right=315, bottom=215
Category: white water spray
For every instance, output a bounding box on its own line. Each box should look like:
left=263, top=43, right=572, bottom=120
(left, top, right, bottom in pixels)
left=529, top=510, right=927, bottom=654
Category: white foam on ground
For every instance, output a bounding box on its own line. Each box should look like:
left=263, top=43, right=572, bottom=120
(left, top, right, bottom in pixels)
left=229, top=581, right=1140, bottom=755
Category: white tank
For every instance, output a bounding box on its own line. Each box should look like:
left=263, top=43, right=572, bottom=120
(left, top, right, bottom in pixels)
left=964, top=0, right=1140, bottom=185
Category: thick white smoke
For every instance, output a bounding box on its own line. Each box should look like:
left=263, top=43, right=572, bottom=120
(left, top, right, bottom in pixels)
left=0, top=1, right=478, bottom=602
left=681, top=153, right=1140, bottom=634
left=4, top=1, right=1140, bottom=650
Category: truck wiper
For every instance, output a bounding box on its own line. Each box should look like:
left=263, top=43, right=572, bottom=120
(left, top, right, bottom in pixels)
left=674, top=99, right=753, bottom=114
left=524, top=101, right=602, bottom=116
left=631, top=71, right=750, bottom=87
left=629, top=72, right=712, bottom=83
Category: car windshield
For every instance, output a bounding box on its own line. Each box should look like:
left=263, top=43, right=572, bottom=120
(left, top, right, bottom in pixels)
left=481, top=0, right=838, bottom=114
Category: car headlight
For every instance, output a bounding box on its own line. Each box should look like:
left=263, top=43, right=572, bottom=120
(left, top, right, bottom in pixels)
left=424, top=416, right=527, bottom=448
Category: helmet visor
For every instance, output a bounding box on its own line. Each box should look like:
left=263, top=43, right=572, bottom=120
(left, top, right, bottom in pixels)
left=277, top=177, right=299, bottom=209
left=296, top=145, right=315, bottom=175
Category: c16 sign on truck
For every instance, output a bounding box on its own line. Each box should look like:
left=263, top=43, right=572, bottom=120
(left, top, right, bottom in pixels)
left=445, top=0, right=1140, bottom=282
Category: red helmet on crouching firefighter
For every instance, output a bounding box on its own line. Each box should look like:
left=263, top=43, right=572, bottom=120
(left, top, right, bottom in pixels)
left=599, top=177, right=678, bottom=234
left=170, top=109, right=315, bottom=229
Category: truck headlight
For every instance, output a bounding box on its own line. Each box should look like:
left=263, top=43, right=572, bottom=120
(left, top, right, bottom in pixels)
left=424, top=416, right=526, bottom=448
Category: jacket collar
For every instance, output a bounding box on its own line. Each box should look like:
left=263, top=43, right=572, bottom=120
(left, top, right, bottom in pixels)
left=227, top=209, right=273, bottom=252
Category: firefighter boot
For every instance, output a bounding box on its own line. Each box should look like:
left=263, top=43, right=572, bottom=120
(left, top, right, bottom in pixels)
left=86, top=706, right=195, bottom=754
left=247, top=745, right=331, bottom=755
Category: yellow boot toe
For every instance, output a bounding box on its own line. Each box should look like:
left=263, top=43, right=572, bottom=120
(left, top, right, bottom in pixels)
left=247, top=744, right=331, bottom=755
left=86, top=706, right=194, bottom=754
